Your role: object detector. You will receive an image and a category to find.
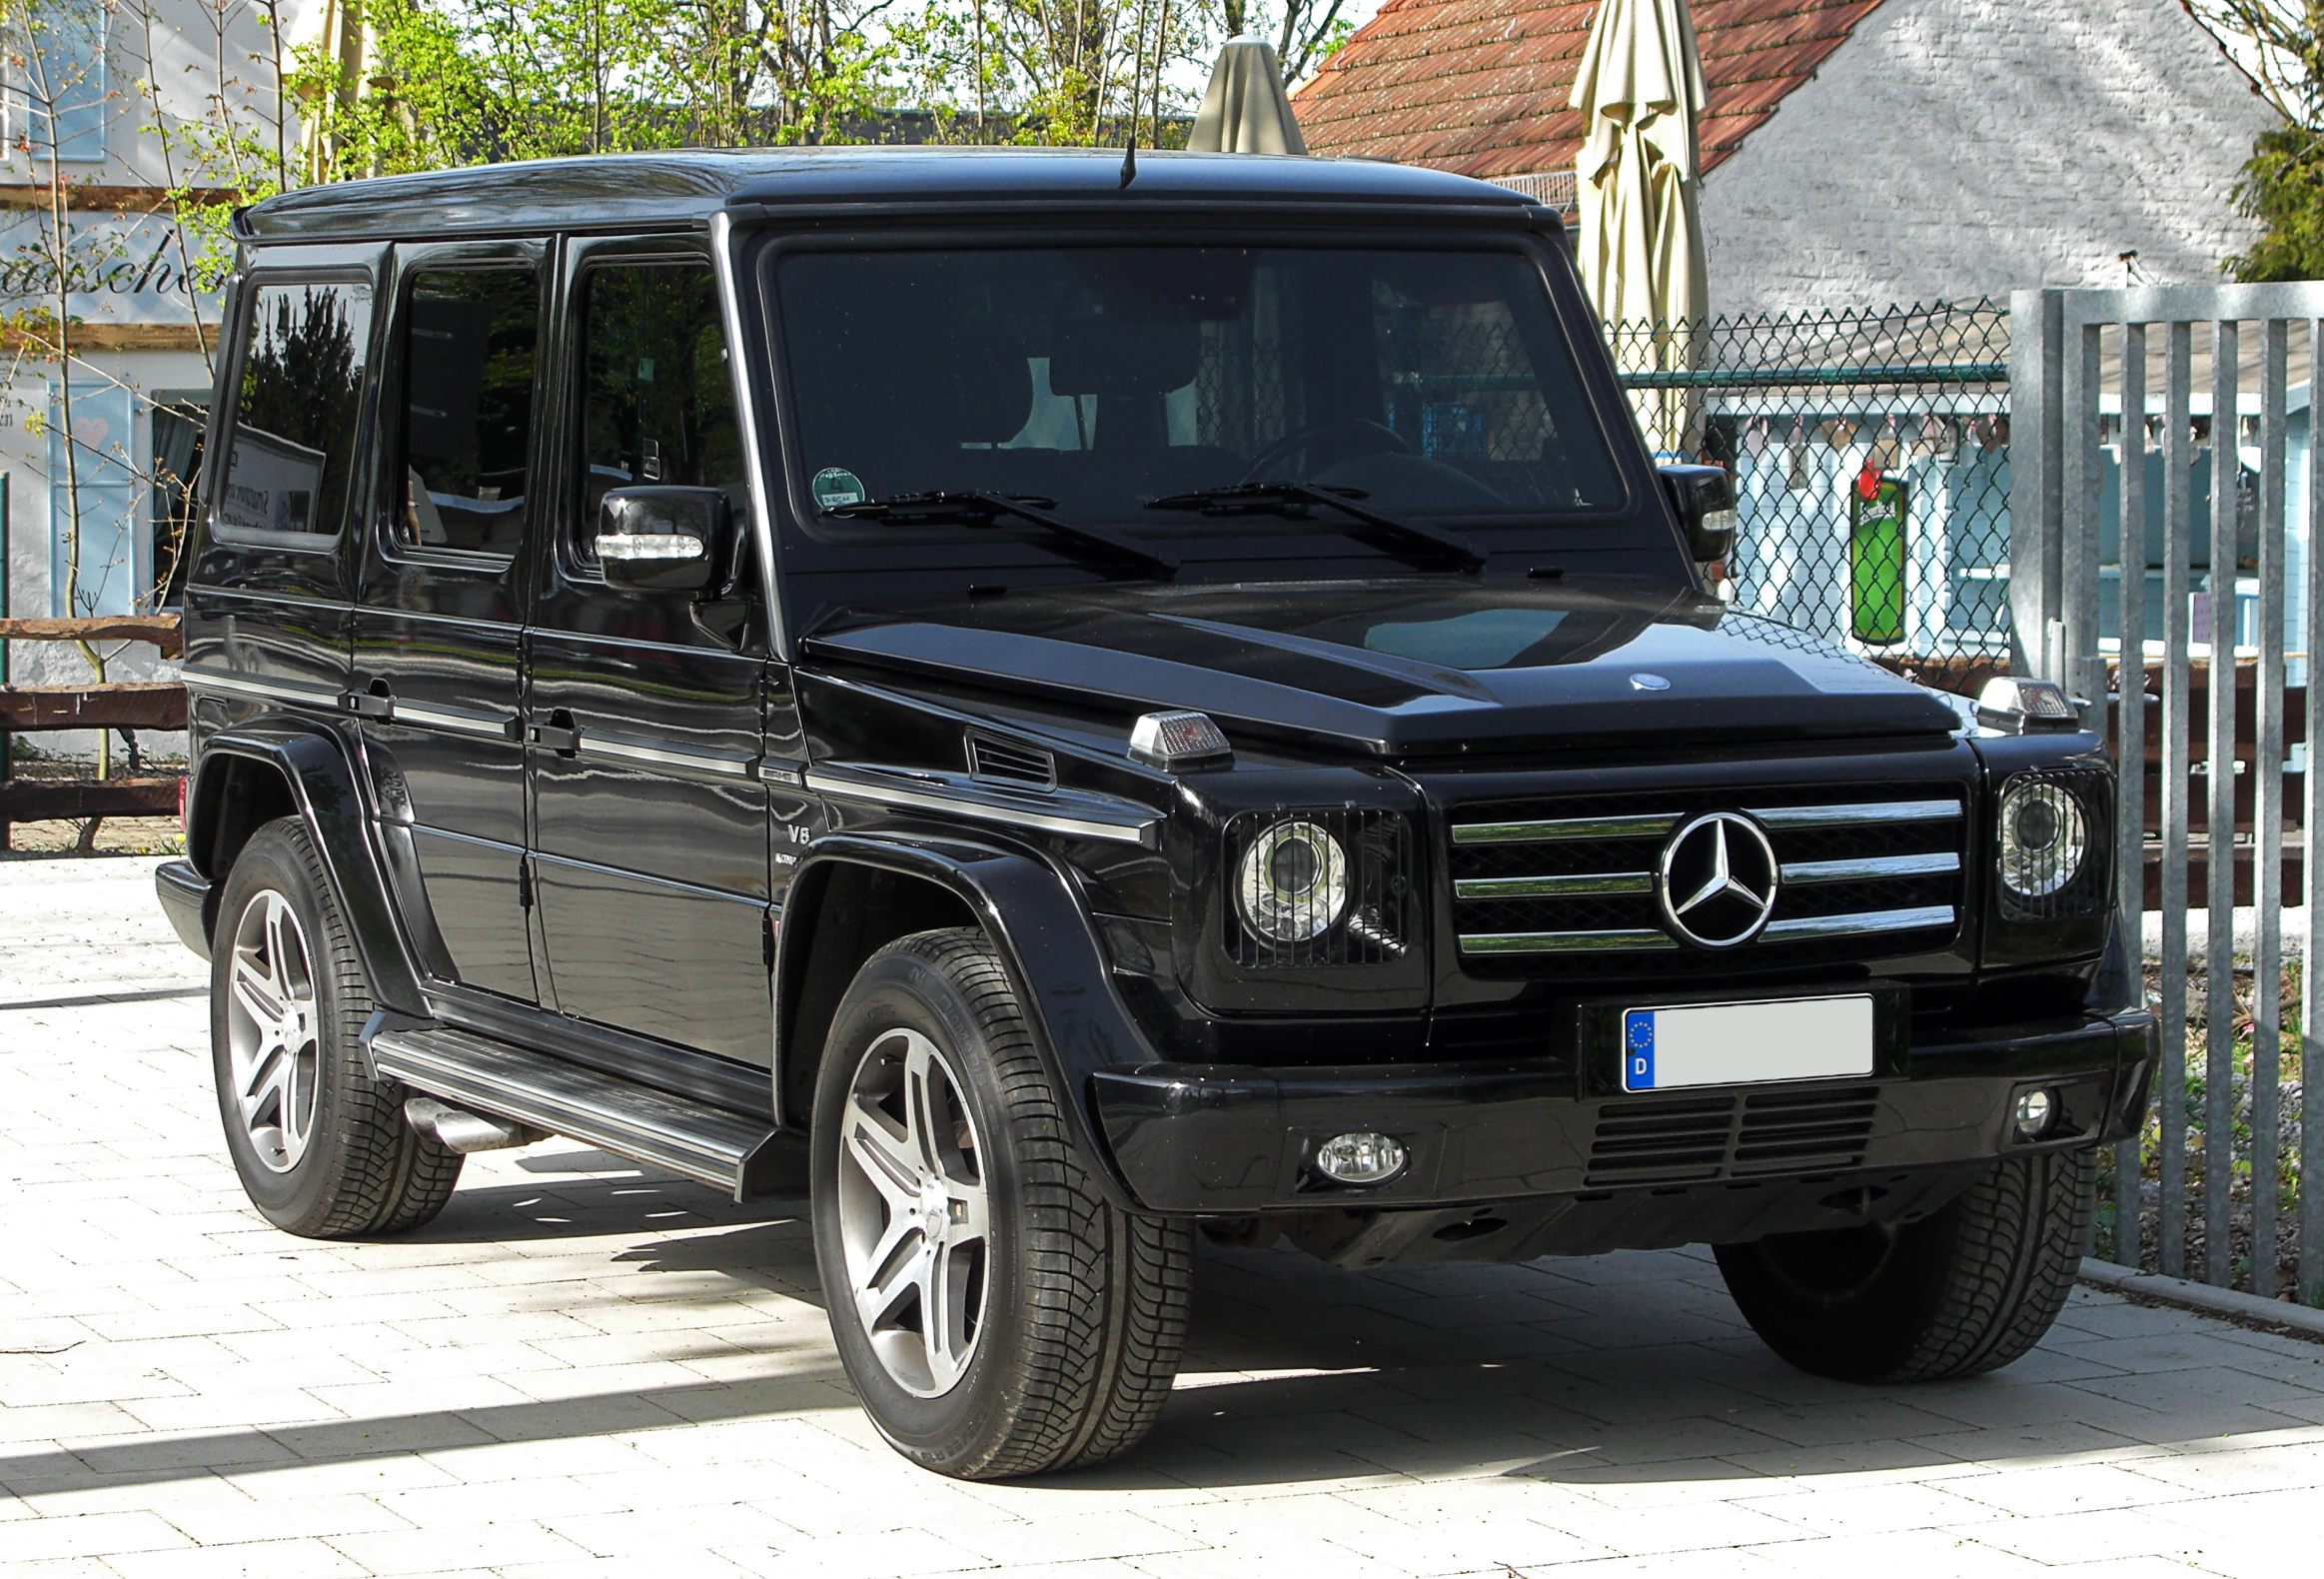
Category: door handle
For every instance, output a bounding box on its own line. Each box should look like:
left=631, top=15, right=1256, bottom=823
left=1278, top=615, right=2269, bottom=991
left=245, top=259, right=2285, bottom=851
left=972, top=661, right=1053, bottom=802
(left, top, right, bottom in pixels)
left=344, top=679, right=394, bottom=720
left=528, top=711, right=581, bottom=755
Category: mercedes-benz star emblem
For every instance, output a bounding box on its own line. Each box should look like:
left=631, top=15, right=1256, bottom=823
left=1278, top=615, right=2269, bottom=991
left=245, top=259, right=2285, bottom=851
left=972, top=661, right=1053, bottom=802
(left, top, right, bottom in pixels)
left=1657, top=811, right=1778, bottom=948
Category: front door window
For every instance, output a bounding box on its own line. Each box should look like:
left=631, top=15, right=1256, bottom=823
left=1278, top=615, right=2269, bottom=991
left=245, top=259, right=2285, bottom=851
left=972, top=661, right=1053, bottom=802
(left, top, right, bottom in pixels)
left=577, top=261, right=746, bottom=562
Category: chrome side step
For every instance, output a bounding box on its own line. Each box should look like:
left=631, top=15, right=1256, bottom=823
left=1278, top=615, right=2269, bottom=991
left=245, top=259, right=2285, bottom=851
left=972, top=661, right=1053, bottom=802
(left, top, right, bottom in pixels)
left=366, top=1019, right=799, bottom=1202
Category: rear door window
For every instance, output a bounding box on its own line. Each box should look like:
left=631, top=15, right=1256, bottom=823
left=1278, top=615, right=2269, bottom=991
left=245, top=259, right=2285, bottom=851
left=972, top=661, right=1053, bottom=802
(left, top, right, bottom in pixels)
left=393, top=268, right=540, bottom=558
left=215, top=281, right=373, bottom=545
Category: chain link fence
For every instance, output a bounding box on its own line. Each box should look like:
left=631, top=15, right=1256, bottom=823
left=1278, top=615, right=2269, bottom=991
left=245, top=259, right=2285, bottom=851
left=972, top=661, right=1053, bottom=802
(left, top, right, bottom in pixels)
left=1607, top=300, right=2014, bottom=683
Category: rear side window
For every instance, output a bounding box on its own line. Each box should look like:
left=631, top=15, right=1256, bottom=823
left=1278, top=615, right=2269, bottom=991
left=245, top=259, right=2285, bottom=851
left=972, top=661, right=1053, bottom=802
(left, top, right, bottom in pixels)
left=395, top=267, right=540, bottom=558
left=216, top=282, right=373, bottom=542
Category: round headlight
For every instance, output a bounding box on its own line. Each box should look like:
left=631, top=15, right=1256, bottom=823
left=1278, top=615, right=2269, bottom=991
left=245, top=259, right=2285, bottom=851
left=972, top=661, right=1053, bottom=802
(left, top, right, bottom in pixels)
left=1237, top=820, right=1349, bottom=942
left=1998, top=781, right=2088, bottom=898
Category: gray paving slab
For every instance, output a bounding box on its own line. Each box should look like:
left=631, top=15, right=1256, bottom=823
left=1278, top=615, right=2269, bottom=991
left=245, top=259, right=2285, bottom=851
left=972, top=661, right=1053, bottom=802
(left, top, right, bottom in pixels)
left=3, top=855, right=2322, bottom=1577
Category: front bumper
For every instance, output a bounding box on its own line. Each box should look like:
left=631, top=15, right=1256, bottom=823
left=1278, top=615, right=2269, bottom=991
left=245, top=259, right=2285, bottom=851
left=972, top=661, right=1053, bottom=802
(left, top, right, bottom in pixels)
left=1091, top=1006, right=2157, bottom=1225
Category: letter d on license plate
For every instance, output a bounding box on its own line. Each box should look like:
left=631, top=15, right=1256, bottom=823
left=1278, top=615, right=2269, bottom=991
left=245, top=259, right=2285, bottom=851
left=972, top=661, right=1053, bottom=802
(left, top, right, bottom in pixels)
left=1622, top=994, right=1874, bottom=1092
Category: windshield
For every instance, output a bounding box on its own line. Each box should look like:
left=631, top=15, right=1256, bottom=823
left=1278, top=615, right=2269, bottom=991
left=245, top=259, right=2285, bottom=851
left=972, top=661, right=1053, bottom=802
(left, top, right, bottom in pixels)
left=771, top=245, right=1627, bottom=544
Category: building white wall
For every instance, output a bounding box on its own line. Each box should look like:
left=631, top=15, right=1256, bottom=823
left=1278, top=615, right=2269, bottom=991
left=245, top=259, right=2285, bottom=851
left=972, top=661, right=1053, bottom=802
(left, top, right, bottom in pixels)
left=1698, top=0, right=2280, bottom=315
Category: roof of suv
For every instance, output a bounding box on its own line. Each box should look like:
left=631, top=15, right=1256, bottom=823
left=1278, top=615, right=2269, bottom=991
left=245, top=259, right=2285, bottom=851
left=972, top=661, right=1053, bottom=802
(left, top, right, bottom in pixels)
left=235, top=146, right=1544, bottom=245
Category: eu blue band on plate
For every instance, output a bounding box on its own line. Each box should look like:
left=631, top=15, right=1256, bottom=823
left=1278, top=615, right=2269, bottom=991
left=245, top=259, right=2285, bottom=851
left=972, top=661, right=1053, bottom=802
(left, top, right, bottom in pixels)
left=1625, top=1009, right=1655, bottom=1091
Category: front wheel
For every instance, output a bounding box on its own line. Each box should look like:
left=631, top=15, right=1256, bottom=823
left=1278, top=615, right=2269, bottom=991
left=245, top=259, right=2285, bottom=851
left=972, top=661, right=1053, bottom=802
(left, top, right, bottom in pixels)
left=1714, top=1148, right=2095, bottom=1383
left=810, top=927, right=1191, bottom=1479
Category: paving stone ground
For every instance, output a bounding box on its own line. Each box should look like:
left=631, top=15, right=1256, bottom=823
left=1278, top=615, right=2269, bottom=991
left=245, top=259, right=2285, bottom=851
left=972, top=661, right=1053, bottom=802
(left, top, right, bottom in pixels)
left=4, top=854, right=2323, bottom=1578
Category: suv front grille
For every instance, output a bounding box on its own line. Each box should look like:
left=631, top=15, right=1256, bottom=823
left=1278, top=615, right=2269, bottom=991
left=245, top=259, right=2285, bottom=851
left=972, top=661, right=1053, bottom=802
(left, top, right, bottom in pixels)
left=1587, top=1085, right=1881, bottom=1185
left=1449, top=786, right=1967, bottom=975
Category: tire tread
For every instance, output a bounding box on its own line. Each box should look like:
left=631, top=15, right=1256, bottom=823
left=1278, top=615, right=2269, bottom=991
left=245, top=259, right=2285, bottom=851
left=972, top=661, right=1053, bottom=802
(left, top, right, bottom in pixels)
left=218, top=818, right=462, bottom=1238
left=845, top=927, right=1190, bottom=1479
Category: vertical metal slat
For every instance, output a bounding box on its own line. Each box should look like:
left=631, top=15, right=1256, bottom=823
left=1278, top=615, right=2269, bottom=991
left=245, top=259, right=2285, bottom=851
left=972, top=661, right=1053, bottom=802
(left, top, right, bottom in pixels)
left=2253, top=319, right=2287, bottom=1299
left=2307, top=320, right=2324, bottom=1308
left=2205, top=319, right=2240, bottom=1287
left=2115, top=321, right=2148, bottom=1266
left=2064, top=321, right=2104, bottom=716
left=2161, top=320, right=2194, bottom=1277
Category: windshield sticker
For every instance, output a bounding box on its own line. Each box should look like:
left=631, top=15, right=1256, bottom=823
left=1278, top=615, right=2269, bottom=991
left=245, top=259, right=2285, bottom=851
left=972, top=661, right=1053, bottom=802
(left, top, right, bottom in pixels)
left=812, top=467, right=865, bottom=510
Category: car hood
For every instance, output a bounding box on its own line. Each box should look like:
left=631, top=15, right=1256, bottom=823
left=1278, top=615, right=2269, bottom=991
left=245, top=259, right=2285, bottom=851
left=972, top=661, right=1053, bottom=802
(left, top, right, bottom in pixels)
left=803, top=580, right=1963, bottom=758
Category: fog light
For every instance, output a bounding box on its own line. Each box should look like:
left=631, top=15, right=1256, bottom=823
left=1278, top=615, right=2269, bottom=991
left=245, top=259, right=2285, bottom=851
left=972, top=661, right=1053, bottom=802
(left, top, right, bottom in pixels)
left=1315, top=1131, right=1407, bottom=1185
left=2013, top=1088, right=2057, bottom=1140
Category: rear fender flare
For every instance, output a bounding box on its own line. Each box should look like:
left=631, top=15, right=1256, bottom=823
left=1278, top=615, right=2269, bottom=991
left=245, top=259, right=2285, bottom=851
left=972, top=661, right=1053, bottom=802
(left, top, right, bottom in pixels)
left=775, top=831, right=1155, bottom=1210
left=189, top=722, right=428, bottom=1015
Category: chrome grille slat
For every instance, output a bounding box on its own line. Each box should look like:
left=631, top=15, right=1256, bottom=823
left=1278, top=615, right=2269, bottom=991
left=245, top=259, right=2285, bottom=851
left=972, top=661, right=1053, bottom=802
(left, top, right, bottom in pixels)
left=1461, top=928, right=1679, bottom=953
left=1758, top=904, right=1955, bottom=941
left=1742, top=798, right=1963, bottom=828
left=1454, top=872, right=1653, bottom=899
left=1451, top=813, right=1681, bottom=844
left=1779, top=851, right=1961, bottom=884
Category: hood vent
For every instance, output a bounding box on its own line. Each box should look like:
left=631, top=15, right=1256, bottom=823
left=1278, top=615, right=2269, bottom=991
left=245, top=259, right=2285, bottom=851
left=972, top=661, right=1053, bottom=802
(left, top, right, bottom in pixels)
left=966, top=732, right=1056, bottom=790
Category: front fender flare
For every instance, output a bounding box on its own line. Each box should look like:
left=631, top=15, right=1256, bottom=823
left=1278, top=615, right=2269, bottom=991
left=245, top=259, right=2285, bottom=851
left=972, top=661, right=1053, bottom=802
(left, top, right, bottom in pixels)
left=191, top=721, right=428, bottom=1016
left=776, top=831, right=1158, bottom=1211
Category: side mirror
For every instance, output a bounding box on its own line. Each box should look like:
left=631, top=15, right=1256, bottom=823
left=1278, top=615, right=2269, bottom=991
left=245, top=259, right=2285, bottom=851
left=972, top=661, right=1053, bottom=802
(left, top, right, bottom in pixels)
left=1659, top=465, right=1738, bottom=566
left=596, top=487, right=731, bottom=594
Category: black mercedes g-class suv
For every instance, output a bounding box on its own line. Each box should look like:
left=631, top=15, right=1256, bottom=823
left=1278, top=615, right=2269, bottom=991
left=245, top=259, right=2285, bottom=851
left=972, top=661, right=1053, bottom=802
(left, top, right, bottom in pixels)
left=157, top=148, right=2155, bottom=1481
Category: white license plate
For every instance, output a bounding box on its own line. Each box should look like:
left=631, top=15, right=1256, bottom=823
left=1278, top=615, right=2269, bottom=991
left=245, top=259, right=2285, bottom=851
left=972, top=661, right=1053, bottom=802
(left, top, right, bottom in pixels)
left=1621, top=994, right=1874, bottom=1092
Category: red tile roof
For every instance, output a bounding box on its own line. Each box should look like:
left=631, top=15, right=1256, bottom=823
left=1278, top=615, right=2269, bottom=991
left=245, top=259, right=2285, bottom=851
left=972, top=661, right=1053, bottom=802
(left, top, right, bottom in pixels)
left=1292, top=0, right=1885, bottom=183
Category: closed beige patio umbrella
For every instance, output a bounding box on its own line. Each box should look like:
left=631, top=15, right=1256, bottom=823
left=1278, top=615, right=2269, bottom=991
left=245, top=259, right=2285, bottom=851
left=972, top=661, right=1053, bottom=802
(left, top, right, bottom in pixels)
left=1189, top=36, right=1308, bottom=155
left=1570, top=0, right=1710, bottom=454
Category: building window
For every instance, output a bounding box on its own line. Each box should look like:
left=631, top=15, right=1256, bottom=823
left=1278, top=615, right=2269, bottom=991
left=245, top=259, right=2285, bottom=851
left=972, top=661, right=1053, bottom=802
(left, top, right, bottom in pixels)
left=48, top=380, right=138, bottom=616
left=8, top=5, right=108, bottom=163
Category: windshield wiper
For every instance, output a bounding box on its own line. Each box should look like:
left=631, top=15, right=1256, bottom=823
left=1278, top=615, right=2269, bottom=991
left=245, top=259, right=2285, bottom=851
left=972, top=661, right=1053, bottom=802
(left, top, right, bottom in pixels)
left=828, top=490, right=1178, bottom=577
left=1144, top=482, right=1487, bottom=571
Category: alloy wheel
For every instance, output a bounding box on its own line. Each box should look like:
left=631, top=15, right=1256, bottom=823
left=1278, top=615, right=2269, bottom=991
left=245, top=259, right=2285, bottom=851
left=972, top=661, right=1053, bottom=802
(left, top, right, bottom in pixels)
left=224, top=888, right=322, bottom=1173
left=835, top=1027, right=991, bottom=1397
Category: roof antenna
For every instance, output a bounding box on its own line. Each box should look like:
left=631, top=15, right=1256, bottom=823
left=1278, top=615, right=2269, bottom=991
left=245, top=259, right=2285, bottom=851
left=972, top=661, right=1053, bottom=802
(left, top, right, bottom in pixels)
left=1120, top=138, right=1137, bottom=189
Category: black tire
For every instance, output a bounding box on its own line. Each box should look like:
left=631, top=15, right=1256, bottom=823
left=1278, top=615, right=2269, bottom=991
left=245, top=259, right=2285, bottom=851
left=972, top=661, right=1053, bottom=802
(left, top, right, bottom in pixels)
left=1714, top=1147, right=2095, bottom=1383
left=211, top=816, right=464, bottom=1237
left=809, top=927, right=1191, bottom=1480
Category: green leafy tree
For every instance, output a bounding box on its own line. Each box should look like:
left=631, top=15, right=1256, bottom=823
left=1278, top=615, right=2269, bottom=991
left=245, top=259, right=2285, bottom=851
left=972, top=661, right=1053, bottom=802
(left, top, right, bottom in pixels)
left=890, top=0, right=1203, bottom=146
left=2184, top=1, right=2324, bottom=280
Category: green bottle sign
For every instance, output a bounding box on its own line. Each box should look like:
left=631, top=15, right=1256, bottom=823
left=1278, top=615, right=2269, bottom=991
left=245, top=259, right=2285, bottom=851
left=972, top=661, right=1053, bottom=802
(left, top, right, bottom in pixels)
left=1849, top=466, right=1907, bottom=646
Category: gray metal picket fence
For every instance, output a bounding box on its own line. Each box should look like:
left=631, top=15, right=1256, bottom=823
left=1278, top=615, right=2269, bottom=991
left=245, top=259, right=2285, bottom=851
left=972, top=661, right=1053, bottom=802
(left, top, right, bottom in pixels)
left=2016, top=284, right=2322, bottom=1305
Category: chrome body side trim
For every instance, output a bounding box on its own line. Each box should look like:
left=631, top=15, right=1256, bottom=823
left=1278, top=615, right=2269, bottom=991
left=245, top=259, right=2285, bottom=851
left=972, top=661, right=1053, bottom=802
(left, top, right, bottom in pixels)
left=581, top=733, right=756, bottom=779
left=805, top=764, right=1159, bottom=848
left=1451, top=813, right=1682, bottom=844
left=1779, top=851, right=1962, bottom=884
left=1759, top=904, right=1957, bottom=940
left=1743, top=799, right=1964, bottom=828
left=1454, top=872, right=1654, bottom=899
left=181, top=669, right=340, bottom=708
left=391, top=702, right=520, bottom=740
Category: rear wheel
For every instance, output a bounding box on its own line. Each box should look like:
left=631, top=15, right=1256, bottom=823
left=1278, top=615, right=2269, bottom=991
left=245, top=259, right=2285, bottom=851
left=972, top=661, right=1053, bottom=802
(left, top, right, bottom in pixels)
left=811, top=927, right=1191, bottom=1479
left=1714, top=1148, right=2095, bottom=1382
left=211, top=817, right=464, bottom=1237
